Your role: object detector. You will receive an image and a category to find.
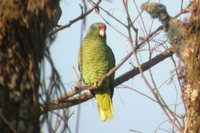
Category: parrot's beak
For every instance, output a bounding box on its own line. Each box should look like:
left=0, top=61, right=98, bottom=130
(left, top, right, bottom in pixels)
left=99, top=29, right=105, bottom=37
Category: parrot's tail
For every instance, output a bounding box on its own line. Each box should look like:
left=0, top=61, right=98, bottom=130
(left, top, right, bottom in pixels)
left=95, top=92, right=113, bottom=121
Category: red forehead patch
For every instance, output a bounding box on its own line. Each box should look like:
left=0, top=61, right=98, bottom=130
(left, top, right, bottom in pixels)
left=98, top=23, right=106, bottom=30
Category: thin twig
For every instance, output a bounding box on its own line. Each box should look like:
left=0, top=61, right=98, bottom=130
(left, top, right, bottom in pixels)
left=89, top=0, right=127, bottom=27
left=118, top=84, right=158, bottom=103
left=48, top=0, right=102, bottom=36
left=122, top=1, right=182, bottom=132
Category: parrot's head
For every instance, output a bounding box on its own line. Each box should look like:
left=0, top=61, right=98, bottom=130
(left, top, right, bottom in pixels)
left=86, top=22, right=107, bottom=39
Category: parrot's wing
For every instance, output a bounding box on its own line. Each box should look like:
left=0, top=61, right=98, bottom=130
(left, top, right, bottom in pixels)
left=107, top=45, right=115, bottom=98
left=109, top=46, right=115, bottom=68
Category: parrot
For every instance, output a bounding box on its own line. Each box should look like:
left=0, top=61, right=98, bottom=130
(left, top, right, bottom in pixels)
left=78, top=22, right=115, bottom=121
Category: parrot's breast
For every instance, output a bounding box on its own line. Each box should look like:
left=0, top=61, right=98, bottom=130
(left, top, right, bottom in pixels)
left=79, top=39, right=111, bottom=84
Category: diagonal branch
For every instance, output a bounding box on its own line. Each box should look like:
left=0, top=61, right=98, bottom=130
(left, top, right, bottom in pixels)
left=114, top=48, right=173, bottom=86
left=40, top=48, right=174, bottom=114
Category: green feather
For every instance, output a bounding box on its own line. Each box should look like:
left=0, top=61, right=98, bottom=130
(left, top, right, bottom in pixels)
left=78, top=22, right=115, bottom=121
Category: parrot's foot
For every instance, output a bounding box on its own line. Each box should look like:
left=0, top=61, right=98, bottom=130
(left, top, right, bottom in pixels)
left=87, top=82, right=99, bottom=91
left=93, top=82, right=98, bottom=89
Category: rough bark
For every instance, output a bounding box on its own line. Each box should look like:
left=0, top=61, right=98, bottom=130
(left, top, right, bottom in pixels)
left=182, top=0, right=200, bottom=132
left=0, top=0, right=60, bottom=132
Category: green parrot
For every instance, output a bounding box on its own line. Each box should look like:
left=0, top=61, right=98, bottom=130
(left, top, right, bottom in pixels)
left=78, top=22, right=115, bottom=121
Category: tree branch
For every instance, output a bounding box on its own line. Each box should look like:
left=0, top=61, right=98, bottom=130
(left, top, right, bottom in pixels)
left=40, top=48, right=174, bottom=114
left=114, top=48, right=174, bottom=86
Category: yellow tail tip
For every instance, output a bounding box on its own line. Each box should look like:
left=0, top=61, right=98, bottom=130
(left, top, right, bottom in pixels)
left=97, top=97, right=114, bottom=121
left=99, top=107, right=114, bottom=121
left=95, top=90, right=114, bottom=121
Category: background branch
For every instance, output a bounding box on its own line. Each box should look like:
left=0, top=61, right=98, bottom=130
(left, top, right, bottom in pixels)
left=48, top=0, right=102, bottom=36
